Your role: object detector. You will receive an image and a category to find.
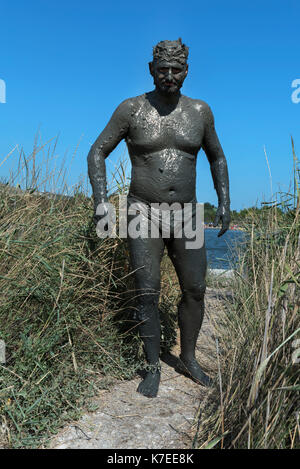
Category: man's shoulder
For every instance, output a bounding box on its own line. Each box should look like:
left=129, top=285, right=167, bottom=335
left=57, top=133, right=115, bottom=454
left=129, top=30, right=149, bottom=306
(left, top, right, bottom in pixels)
left=116, top=94, right=146, bottom=114
left=182, top=95, right=212, bottom=114
left=182, top=96, right=214, bottom=126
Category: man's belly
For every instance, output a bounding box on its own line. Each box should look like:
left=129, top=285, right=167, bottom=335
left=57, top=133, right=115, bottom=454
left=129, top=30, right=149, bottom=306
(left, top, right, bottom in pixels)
left=129, top=149, right=197, bottom=204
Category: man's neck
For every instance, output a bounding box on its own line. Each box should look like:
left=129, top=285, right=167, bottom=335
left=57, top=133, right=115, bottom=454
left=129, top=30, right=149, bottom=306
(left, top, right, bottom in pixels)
left=152, top=88, right=181, bottom=107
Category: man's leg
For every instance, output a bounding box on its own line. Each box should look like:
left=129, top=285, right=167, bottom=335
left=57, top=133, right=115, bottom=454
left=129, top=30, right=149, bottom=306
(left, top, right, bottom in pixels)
left=127, top=233, right=165, bottom=397
left=166, top=236, right=211, bottom=386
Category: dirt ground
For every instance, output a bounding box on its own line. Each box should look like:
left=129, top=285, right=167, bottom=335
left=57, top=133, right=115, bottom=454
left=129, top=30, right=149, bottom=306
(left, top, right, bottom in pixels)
left=49, top=287, right=227, bottom=450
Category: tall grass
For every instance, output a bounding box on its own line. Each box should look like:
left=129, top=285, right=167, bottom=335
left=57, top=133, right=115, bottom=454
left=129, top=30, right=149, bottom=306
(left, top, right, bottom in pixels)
left=1, top=137, right=298, bottom=449
left=196, top=141, right=299, bottom=449
left=0, top=141, right=178, bottom=448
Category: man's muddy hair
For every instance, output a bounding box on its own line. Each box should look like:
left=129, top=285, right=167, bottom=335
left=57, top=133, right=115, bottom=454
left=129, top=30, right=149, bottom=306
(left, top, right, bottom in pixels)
left=152, top=38, right=189, bottom=65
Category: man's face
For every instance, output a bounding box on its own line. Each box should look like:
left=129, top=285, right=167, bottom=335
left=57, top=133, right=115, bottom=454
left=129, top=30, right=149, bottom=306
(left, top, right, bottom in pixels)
left=150, top=60, right=188, bottom=95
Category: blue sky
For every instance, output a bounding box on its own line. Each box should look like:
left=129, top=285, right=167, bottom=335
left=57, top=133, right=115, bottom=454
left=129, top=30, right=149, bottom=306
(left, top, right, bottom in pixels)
left=0, top=0, right=299, bottom=210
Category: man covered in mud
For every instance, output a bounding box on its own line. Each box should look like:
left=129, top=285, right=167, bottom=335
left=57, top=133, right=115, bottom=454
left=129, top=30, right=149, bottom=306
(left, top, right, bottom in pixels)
left=87, top=39, right=230, bottom=398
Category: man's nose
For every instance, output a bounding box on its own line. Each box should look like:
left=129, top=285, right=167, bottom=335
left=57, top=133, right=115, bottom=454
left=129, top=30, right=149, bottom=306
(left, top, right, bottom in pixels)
left=167, top=68, right=173, bottom=81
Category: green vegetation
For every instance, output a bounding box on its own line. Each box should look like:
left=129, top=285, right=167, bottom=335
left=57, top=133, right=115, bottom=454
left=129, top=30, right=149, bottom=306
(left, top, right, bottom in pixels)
left=0, top=138, right=298, bottom=449
left=196, top=140, right=299, bottom=449
left=205, top=201, right=286, bottom=225
left=0, top=143, right=178, bottom=448
left=204, top=202, right=217, bottom=223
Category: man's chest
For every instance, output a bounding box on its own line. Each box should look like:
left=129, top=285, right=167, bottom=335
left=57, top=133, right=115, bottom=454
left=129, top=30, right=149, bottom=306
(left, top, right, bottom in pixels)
left=126, top=104, right=204, bottom=154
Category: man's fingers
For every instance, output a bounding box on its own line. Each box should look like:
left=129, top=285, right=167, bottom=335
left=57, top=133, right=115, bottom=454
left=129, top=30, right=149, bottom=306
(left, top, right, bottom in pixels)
left=217, top=227, right=227, bottom=237
left=217, top=220, right=230, bottom=237
left=93, top=214, right=108, bottom=229
left=213, top=215, right=220, bottom=227
left=213, top=206, right=230, bottom=234
left=94, top=219, right=109, bottom=236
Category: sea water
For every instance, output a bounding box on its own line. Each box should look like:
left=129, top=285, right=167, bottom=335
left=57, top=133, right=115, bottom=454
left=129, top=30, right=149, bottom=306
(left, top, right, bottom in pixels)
left=205, top=229, right=246, bottom=270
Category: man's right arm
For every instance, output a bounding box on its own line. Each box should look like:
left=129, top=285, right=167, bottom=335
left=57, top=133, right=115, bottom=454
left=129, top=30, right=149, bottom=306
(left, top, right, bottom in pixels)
left=87, top=99, right=131, bottom=211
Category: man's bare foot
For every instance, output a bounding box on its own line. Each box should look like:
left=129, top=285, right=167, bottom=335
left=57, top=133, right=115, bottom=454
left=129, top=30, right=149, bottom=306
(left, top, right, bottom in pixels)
left=176, top=356, right=212, bottom=387
left=137, top=370, right=161, bottom=398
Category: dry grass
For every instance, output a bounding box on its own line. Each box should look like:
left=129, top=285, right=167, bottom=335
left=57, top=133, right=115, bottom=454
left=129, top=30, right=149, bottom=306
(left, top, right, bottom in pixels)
left=0, top=141, right=178, bottom=448
left=195, top=141, right=300, bottom=449
left=1, top=137, right=299, bottom=449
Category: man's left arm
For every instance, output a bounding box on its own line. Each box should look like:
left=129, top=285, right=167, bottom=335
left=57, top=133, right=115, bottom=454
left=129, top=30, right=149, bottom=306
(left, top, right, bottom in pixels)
left=202, top=104, right=231, bottom=237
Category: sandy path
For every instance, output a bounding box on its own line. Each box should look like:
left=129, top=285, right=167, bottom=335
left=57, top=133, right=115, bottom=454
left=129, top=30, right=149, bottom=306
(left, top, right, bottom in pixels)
left=50, top=288, right=224, bottom=449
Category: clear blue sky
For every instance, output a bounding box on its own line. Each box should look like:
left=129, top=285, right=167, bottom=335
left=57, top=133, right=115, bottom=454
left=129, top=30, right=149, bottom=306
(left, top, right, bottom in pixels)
left=0, top=0, right=299, bottom=210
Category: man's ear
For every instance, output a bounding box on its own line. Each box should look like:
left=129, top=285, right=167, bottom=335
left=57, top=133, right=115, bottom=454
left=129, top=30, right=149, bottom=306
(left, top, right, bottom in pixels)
left=149, top=61, right=154, bottom=76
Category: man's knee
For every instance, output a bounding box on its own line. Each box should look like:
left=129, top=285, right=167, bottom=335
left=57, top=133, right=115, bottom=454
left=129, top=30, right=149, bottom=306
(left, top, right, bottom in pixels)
left=182, top=282, right=206, bottom=302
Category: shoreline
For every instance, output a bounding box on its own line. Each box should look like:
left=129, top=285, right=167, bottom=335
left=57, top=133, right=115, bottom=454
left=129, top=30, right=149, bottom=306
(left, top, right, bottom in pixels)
left=208, top=268, right=235, bottom=279
left=205, top=226, right=244, bottom=232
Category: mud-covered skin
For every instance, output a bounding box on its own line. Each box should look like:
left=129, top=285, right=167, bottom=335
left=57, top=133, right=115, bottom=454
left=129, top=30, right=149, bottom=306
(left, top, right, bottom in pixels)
left=87, top=49, right=230, bottom=397
left=88, top=91, right=230, bottom=210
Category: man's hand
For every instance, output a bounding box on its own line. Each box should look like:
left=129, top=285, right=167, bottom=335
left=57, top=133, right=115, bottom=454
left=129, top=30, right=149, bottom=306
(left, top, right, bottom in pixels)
left=213, top=204, right=231, bottom=237
left=93, top=199, right=110, bottom=230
